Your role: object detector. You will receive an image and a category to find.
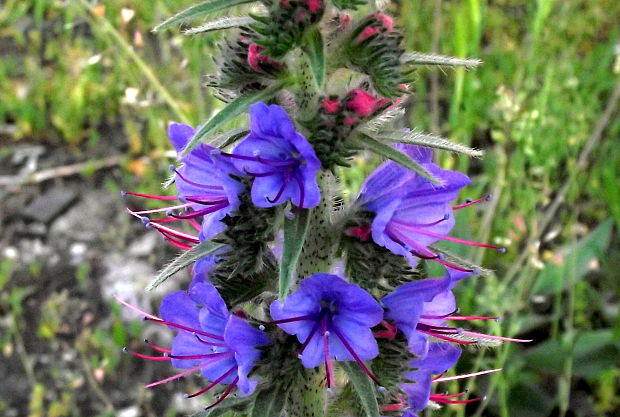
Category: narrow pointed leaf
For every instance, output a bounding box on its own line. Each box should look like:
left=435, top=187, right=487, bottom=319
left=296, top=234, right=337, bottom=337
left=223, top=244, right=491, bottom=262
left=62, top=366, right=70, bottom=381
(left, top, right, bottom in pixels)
left=340, top=362, right=380, bottom=417
left=147, top=240, right=225, bottom=291
left=153, top=0, right=256, bottom=32
left=352, top=134, right=441, bottom=184
left=368, top=129, right=484, bottom=157
left=209, top=127, right=249, bottom=149
left=181, top=82, right=284, bottom=157
left=401, top=52, right=482, bottom=69
left=184, top=16, right=254, bottom=35
left=279, top=209, right=311, bottom=299
left=302, top=28, right=326, bottom=89
left=251, top=383, right=289, bottom=417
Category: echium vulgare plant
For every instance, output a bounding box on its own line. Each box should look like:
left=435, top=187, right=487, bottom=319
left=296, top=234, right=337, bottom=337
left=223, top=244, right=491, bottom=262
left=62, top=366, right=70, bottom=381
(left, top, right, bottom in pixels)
left=118, top=1, right=530, bottom=416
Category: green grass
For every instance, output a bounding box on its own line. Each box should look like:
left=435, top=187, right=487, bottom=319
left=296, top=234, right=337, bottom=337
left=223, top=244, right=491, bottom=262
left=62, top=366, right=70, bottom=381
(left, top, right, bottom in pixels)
left=1, top=0, right=619, bottom=416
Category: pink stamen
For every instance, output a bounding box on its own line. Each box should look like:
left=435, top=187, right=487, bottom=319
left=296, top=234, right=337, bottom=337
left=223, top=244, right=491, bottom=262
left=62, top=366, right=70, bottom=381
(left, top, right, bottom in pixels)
left=194, top=334, right=228, bottom=348
left=433, top=368, right=502, bottom=383
left=393, top=222, right=504, bottom=251
left=144, top=357, right=224, bottom=388
left=147, top=222, right=200, bottom=243
left=168, top=351, right=233, bottom=360
left=171, top=203, right=229, bottom=219
left=143, top=317, right=225, bottom=341
left=205, top=376, right=239, bottom=408
left=430, top=396, right=482, bottom=405
left=122, top=191, right=178, bottom=201
left=185, top=366, right=237, bottom=398
left=164, top=237, right=193, bottom=250
left=124, top=348, right=170, bottom=361
left=268, top=314, right=315, bottom=325
left=113, top=296, right=161, bottom=321
left=452, top=195, right=491, bottom=210
left=145, top=339, right=172, bottom=354
left=132, top=203, right=191, bottom=215
left=444, top=315, right=500, bottom=321
left=331, top=327, right=380, bottom=385
left=173, top=169, right=224, bottom=191
left=432, top=391, right=468, bottom=400
left=380, top=394, right=405, bottom=412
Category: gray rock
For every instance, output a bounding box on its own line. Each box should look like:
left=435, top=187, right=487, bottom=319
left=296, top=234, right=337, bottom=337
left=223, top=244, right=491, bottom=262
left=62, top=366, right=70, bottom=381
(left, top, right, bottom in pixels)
left=23, top=186, right=77, bottom=223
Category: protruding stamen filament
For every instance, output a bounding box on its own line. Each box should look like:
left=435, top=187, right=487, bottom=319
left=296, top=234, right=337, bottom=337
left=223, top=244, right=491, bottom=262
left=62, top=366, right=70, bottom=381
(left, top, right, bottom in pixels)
left=123, top=347, right=170, bottom=361
left=194, top=334, right=228, bottom=348
left=168, top=351, right=232, bottom=360
left=145, top=339, right=172, bottom=353
left=299, top=319, right=323, bottom=355
left=398, top=225, right=505, bottom=252
left=321, top=317, right=335, bottom=388
left=268, top=314, right=315, bottom=325
left=452, top=195, right=491, bottom=210
left=294, top=172, right=305, bottom=209
left=114, top=296, right=161, bottom=321
left=170, top=203, right=229, bottom=220
left=420, top=330, right=476, bottom=345
left=122, top=191, right=178, bottom=201
left=444, top=315, right=500, bottom=321
left=172, top=169, right=224, bottom=191
left=185, top=366, right=237, bottom=398
left=144, top=359, right=222, bottom=388
left=266, top=173, right=290, bottom=203
left=205, top=376, right=239, bottom=408
left=430, top=395, right=482, bottom=405
left=331, top=326, right=381, bottom=385
left=143, top=317, right=224, bottom=341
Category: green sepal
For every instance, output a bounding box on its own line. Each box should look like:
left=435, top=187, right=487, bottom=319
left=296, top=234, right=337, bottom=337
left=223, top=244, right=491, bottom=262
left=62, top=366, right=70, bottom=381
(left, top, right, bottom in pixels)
left=184, top=16, right=254, bottom=35
left=302, top=28, right=326, bottom=89
left=181, top=82, right=285, bottom=157
left=147, top=240, right=226, bottom=291
left=279, top=209, right=311, bottom=299
left=340, top=362, right=380, bottom=417
left=251, top=383, right=289, bottom=417
left=153, top=0, right=256, bottom=32
left=351, top=134, right=441, bottom=184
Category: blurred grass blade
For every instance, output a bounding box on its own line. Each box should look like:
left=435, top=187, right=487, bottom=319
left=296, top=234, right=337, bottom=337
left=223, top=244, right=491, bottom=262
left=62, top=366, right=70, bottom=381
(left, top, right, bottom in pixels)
left=532, top=219, right=613, bottom=295
left=279, top=209, right=311, bottom=300
left=340, top=362, right=380, bottom=417
left=148, top=240, right=225, bottom=291
left=352, top=134, right=441, bottom=184
left=181, top=82, right=284, bottom=157
left=154, top=0, right=256, bottom=32
left=77, top=0, right=191, bottom=124
left=368, top=129, right=484, bottom=157
left=302, top=28, right=326, bottom=89
left=183, top=16, right=254, bottom=35
left=401, top=52, right=481, bottom=69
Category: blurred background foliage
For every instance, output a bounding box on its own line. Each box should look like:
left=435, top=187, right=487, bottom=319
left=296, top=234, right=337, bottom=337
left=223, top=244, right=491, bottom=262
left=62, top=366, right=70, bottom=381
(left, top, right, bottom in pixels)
left=0, top=0, right=619, bottom=416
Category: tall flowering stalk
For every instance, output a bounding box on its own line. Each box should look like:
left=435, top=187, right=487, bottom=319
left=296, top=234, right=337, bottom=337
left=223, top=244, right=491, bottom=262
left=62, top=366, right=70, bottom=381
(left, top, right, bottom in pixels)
left=119, top=1, right=528, bottom=416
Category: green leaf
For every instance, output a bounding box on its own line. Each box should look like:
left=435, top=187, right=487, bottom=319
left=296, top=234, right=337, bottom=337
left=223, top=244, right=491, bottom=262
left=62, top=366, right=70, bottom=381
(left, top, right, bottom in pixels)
left=279, top=209, right=311, bottom=299
left=153, top=0, right=256, bottom=32
left=209, top=127, right=249, bottom=149
left=147, top=240, right=225, bottom=291
left=368, top=129, right=484, bottom=158
left=181, top=83, right=285, bottom=157
left=340, top=362, right=380, bottom=417
left=302, top=28, right=326, bottom=89
left=184, top=16, right=254, bottom=35
left=401, top=52, right=482, bottom=69
left=251, top=384, right=288, bottom=417
left=532, top=219, right=613, bottom=295
left=352, top=134, right=441, bottom=184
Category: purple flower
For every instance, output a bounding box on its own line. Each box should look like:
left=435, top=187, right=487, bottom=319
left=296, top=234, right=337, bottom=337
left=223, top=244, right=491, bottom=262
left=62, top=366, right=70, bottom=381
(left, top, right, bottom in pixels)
left=270, top=274, right=383, bottom=386
left=358, top=145, right=503, bottom=270
left=124, top=123, right=245, bottom=248
left=401, top=342, right=462, bottom=415
left=118, top=283, right=269, bottom=407
left=226, top=102, right=321, bottom=208
left=383, top=270, right=528, bottom=358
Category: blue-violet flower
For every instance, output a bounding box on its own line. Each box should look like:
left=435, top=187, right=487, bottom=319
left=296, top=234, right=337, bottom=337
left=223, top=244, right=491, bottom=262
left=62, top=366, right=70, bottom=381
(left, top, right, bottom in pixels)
left=118, top=283, right=269, bottom=407
left=270, top=273, right=383, bottom=387
left=224, top=102, right=321, bottom=208
left=358, top=145, right=503, bottom=270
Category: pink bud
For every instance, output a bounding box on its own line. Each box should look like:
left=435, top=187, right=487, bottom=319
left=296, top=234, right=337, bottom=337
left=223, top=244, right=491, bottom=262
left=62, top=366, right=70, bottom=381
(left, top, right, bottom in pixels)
left=373, top=13, right=394, bottom=31
left=322, top=98, right=340, bottom=114
left=358, top=27, right=379, bottom=41
left=307, top=0, right=322, bottom=13
left=345, top=89, right=387, bottom=117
